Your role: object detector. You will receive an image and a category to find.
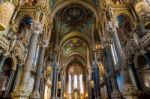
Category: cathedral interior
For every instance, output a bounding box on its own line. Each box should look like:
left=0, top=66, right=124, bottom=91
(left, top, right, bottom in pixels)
left=1, top=0, right=150, bottom=99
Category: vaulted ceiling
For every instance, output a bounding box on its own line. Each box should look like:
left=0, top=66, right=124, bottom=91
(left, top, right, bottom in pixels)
left=49, top=1, right=99, bottom=68
left=53, top=4, right=96, bottom=39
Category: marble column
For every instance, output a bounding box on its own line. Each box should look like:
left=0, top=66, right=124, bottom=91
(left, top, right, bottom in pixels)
left=61, top=75, right=65, bottom=99
left=87, top=76, right=91, bottom=99
left=55, top=70, right=59, bottom=97
left=4, top=70, right=15, bottom=97
left=13, top=21, right=43, bottom=99
left=108, top=21, right=137, bottom=99
left=104, top=43, right=122, bottom=99
left=51, top=67, right=58, bottom=98
left=10, top=64, right=23, bottom=93
left=30, top=42, right=47, bottom=99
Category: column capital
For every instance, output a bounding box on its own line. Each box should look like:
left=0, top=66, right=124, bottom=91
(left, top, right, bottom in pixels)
left=101, top=37, right=112, bottom=47
left=106, top=21, right=118, bottom=33
left=39, top=40, right=49, bottom=48
left=31, top=20, right=43, bottom=35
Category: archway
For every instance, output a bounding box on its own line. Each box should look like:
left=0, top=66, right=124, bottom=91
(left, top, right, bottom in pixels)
left=50, top=0, right=99, bottom=23
left=0, top=57, right=14, bottom=97
left=65, top=61, right=87, bottom=99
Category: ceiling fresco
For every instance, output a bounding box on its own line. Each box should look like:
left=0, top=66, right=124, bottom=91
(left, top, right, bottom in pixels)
left=62, top=38, right=87, bottom=57
left=53, top=4, right=95, bottom=38
left=50, top=3, right=97, bottom=67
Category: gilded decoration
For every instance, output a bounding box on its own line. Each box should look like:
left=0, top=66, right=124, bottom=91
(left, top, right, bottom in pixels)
left=0, top=0, right=150, bottom=99
left=0, top=2, right=15, bottom=31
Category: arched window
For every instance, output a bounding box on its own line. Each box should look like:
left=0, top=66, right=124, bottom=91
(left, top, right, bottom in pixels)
left=67, top=74, right=84, bottom=94
left=116, top=15, right=132, bottom=44
left=17, top=16, right=33, bottom=45
left=66, top=62, right=85, bottom=96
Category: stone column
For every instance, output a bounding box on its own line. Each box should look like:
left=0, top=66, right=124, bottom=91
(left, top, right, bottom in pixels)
left=87, top=76, right=91, bottom=99
left=55, top=69, right=59, bottom=97
left=61, top=75, right=65, bottom=99
left=103, top=40, right=122, bottom=99
left=13, top=21, right=43, bottom=99
left=30, top=41, right=47, bottom=99
left=51, top=67, right=58, bottom=98
left=10, top=64, right=23, bottom=93
left=108, top=21, right=137, bottom=99
left=4, top=70, right=15, bottom=97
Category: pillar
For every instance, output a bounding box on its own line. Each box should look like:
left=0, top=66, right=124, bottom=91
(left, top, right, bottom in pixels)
left=13, top=21, right=43, bottom=99
left=108, top=21, right=137, bottom=99
left=4, top=70, right=15, bottom=97
left=30, top=41, right=48, bottom=99
left=103, top=40, right=122, bottom=99
left=10, top=64, right=23, bottom=93
left=92, top=65, right=102, bottom=99
left=51, top=67, right=58, bottom=98
left=61, top=75, right=65, bottom=99
left=86, top=76, right=91, bottom=99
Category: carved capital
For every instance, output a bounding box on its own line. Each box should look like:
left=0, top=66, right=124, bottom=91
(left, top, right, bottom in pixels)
left=101, top=37, right=112, bottom=47
left=106, top=21, right=118, bottom=33
left=31, top=20, right=43, bottom=35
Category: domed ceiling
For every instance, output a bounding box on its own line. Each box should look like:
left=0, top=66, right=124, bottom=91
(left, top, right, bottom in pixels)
left=53, top=4, right=95, bottom=38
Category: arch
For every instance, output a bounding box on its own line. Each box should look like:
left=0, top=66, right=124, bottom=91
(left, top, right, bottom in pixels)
left=65, top=61, right=86, bottom=76
left=2, top=58, right=13, bottom=70
left=2, top=54, right=17, bottom=71
left=0, top=53, right=17, bottom=71
left=134, top=52, right=148, bottom=69
left=15, top=13, right=35, bottom=31
left=114, top=11, right=133, bottom=22
left=60, top=31, right=90, bottom=48
left=116, top=14, right=132, bottom=25
left=115, top=14, right=133, bottom=43
left=66, top=61, right=84, bottom=72
left=50, top=0, right=99, bottom=23
left=64, top=53, right=86, bottom=67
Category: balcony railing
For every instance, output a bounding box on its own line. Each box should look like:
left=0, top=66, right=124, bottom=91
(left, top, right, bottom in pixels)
left=140, top=32, right=150, bottom=48
left=0, top=34, right=10, bottom=51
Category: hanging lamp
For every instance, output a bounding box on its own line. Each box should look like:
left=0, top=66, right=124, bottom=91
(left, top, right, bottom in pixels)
left=0, top=0, right=15, bottom=31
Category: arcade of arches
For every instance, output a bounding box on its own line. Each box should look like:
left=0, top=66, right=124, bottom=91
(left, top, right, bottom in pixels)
left=1, top=0, right=150, bottom=99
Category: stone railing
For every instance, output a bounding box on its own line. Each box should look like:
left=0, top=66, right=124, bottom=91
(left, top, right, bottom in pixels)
left=0, top=34, right=10, bottom=51
left=13, top=42, right=27, bottom=61
left=140, top=32, right=150, bottom=48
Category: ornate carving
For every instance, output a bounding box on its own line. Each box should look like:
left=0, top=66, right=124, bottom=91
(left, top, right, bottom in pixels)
left=31, top=20, right=43, bottom=34
left=0, top=34, right=10, bottom=52
left=0, top=2, right=15, bottom=31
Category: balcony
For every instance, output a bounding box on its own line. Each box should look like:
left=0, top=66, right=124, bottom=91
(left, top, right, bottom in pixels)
left=0, top=34, right=10, bottom=51
left=140, top=33, right=150, bottom=48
